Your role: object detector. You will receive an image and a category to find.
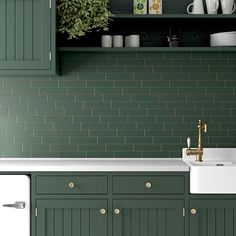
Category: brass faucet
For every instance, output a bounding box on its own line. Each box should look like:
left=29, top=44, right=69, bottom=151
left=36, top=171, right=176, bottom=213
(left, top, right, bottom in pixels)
left=186, top=120, right=208, bottom=162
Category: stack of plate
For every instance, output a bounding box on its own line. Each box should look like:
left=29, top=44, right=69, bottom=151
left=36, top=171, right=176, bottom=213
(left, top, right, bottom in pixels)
left=210, top=31, right=236, bottom=46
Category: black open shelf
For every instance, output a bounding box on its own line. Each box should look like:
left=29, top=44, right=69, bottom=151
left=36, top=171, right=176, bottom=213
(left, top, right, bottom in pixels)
left=111, top=14, right=236, bottom=19
left=57, top=0, right=236, bottom=49
left=58, top=47, right=236, bottom=52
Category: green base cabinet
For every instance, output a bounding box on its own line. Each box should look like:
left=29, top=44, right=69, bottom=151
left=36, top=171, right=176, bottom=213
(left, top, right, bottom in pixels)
left=32, top=172, right=186, bottom=236
left=189, top=199, right=236, bottom=236
left=113, top=199, right=185, bottom=236
left=0, top=0, right=55, bottom=75
left=33, top=172, right=236, bottom=236
left=36, top=199, right=108, bottom=236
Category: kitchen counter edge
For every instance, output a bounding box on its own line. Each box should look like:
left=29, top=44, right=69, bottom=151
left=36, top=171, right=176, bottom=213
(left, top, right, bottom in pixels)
left=0, top=158, right=189, bottom=172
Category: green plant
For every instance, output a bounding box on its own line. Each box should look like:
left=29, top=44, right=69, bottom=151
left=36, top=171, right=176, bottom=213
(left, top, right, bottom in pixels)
left=57, top=0, right=112, bottom=39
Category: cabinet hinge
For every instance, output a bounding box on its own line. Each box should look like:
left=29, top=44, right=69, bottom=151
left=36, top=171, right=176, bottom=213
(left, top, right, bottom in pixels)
left=49, top=52, right=52, bottom=61
left=49, top=0, right=51, bottom=8
left=35, top=208, right=38, bottom=217
left=183, top=208, right=185, bottom=217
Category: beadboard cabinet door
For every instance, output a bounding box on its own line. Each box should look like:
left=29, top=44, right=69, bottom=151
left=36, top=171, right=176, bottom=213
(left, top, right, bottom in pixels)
left=36, top=199, right=108, bottom=236
left=189, top=199, right=236, bottom=236
left=112, top=199, right=185, bottom=236
left=0, top=0, right=55, bottom=75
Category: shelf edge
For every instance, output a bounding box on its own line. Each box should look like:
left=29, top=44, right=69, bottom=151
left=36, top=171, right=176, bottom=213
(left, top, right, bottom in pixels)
left=58, top=47, right=236, bottom=52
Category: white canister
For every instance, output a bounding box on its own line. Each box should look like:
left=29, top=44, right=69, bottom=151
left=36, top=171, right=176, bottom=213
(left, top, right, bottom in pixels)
left=133, top=0, right=147, bottom=14
left=129, top=35, right=140, bottom=47
left=113, top=35, right=123, bottom=47
left=125, top=36, right=130, bottom=47
left=220, top=0, right=236, bottom=14
left=101, top=35, right=112, bottom=47
left=149, top=0, right=162, bottom=14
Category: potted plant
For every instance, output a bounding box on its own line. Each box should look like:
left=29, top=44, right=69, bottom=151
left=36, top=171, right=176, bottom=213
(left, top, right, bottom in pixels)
left=57, top=0, right=112, bottom=39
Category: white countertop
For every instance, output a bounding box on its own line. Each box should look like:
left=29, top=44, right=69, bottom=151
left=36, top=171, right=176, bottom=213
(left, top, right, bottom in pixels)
left=0, top=158, right=189, bottom=172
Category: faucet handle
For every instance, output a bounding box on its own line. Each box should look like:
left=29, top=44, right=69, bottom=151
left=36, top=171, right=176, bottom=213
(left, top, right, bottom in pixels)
left=204, top=123, right=208, bottom=133
left=187, top=137, right=191, bottom=149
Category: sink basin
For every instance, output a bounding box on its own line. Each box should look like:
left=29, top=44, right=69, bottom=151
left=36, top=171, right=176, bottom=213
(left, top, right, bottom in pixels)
left=183, top=148, right=236, bottom=194
left=190, top=161, right=235, bottom=166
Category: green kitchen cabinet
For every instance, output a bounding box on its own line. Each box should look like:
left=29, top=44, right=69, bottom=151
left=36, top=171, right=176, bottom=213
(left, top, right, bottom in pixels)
left=0, top=0, right=55, bottom=75
left=112, top=199, right=185, bottom=236
left=35, top=199, right=108, bottom=236
left=32, top=172, right=187, bottom=236
left=189, top=199, right=236, bottom=236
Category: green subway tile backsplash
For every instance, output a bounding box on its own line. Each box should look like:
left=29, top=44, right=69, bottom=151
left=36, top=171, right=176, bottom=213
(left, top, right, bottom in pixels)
left=0, top=51, right=235, bottom=158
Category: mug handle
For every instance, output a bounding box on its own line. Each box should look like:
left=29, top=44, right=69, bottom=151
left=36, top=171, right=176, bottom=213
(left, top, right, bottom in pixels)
left=232, top=2, right=236, bottom=12
left=187, top=3, right=194, bottom=14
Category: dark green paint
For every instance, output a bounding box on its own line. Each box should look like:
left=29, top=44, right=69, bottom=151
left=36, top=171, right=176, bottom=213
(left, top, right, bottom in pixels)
left=33, top=172, right=187, bottom=236
left=32, top=172, right=236, bottom=236
left=113, top=175, right=185, bottom=194
left=113, top=199, right=185, bottom=236
left=36, top=199, right=108, bottom=236
left=0, top=0, right=55, bottom=75
left=189, top=199, right=236, bottom=236
left=36, top=175, right=108, bottom=195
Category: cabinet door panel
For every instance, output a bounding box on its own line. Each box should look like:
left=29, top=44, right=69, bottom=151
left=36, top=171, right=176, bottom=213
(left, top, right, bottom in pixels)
left=113, top=199, right=185, bottom=236
left=36, top=199, right=108, bottom=236
left=190, top=199, right=236, bottom=236
left=0, top=0, right=50, bottom=70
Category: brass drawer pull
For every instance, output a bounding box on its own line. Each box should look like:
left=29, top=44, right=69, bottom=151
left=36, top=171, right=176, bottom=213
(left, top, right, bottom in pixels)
left=145, top=182, right=152, bottom=189
left=68, top=182, right=75, bottom=189
left=114, top=208, right=120, bottom=215
left=100, top=208, right=106, bottom=215
left=191, top=208, right=197, bottom=215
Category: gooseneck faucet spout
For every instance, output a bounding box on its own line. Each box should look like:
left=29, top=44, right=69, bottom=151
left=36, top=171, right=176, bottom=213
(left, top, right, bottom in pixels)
left=186, top=120, right=208, bottom=162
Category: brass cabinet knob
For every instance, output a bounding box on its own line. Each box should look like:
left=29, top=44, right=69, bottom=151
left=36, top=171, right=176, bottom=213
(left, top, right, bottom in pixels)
left=145, top=182, right=152, bottom=189
left=100, top=208, right=106, bottom=215
left=191, top=208, right=197, bottom=215
left=68, top=182, right=75, bottom=189
left=114, top=208, right=120, bottom=215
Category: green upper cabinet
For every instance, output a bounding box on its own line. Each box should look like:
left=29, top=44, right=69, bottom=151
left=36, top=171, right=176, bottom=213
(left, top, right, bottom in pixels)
left=112, top=199, right=185, bottom=236
left=36, top=199, right=108, bottom=236
left=189, top=199, right=236, bottom=236
left=0, top=0, right=55, bottom=75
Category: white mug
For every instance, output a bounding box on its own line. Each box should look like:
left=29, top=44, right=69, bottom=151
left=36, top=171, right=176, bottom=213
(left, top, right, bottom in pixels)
left=206, top=0, right=219, bottom=13
left=187, top=0, right=205, bottom=14
left=101, top=35, right=112, bottom=47
left=129, top=35, right=140, bottom=47
left=220, top=0, right=236, bottom=14
left=113, top=35, right=123, bottom=47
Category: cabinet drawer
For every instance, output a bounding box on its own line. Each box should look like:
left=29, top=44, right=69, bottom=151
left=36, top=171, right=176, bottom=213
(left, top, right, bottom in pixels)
left=112, top=175, right=185, bottom=194
left=36, top=176, right=108, bottom=194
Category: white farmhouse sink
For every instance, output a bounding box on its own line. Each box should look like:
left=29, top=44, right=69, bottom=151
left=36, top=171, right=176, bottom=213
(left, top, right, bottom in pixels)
left=183, top=148, right=236, bottom=194
left=190, top=161, right=235, bottom=166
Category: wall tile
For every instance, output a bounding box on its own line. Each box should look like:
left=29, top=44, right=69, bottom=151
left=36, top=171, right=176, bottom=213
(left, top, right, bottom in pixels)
left=0, top=50, right=235, bottom=158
